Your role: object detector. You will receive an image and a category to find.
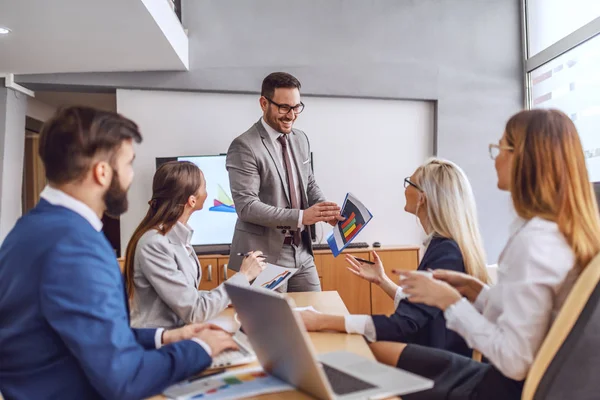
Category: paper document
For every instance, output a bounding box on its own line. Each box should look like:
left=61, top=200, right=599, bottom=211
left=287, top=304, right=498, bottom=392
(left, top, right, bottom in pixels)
left=163, top=366, right=293, bottom=400
left=327, top=192, right=373, bottom=257
left=251, top=263, right=297, bottom=290
left=293, top=306, right=321, bottom=313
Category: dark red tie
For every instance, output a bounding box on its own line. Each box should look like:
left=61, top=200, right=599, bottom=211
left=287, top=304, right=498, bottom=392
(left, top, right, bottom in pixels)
left=277, top=134, right=302, bottom=246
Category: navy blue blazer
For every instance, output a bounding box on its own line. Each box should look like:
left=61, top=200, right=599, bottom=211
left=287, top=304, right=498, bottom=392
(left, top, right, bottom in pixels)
left=0, top=200, right=212, bottom=400
left=372, top=236, right=471, bottom=357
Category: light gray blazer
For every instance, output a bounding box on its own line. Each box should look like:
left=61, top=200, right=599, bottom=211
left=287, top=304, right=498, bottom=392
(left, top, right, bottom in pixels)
left=130, top=228, right=249, bottom=329
left=226, top=120, right=327, bottom=270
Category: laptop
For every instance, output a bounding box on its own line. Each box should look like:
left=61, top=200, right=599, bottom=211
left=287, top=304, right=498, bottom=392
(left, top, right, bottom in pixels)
left=207, top=330, right=256, bottom=370
left=224, top=283, right=434, bottom=400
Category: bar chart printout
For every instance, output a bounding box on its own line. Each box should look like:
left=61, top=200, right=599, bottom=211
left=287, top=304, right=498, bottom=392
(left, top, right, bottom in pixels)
left=327, top=193, right=373, bottom=257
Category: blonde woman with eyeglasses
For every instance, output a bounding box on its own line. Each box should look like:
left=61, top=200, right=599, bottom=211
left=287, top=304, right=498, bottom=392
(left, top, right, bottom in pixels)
left=300, top=158, right=489, bottom=358
left=376, top=109, right=600, bottom=400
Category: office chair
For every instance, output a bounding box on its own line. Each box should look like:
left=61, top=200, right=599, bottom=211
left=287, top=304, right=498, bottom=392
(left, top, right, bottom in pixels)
left=522, top=252, right=600, bottom=399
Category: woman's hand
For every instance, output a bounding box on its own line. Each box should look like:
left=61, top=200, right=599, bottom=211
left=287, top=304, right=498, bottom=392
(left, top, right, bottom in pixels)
left=299, top=310, right=324, bottom=331
left=432, top=270, right=485, bottom=303
left=393, top=270, right=462, bottom=311
left=346, top=251, right=385, bottom=285
left=239, top=251, right=267, bottom=281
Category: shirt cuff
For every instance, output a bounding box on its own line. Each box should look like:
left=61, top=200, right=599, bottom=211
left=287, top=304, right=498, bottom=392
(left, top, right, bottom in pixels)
left=298, top=210, right=304, bottom=229
left=191, top=338, right=213, bottom=356
left=344, top=315, right=377, bottom=342
left=443, top=297, right=471, bottom=326
left=393, top=287, right=407, bottom=309
left=155, top=328, right=164, bottom=349
left=473, top=285, right=490, bottom=312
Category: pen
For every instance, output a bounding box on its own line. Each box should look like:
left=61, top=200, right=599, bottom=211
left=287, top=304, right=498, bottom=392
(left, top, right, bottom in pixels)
left=186, top=368, right=225, bottom=383
left=236, top=252, right=267, bottom=259
left=354, top=257, right=375, bottom=265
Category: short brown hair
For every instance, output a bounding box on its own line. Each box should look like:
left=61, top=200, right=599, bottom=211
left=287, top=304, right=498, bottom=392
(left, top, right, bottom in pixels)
left=261, top=72, right=301, bottom=99
left=39, top=106, right=142, bottom=184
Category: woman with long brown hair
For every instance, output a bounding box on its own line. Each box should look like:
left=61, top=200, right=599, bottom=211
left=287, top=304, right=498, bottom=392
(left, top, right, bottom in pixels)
left=125, top=161, right=265, bottom=329
left=370, top=109, right=600, bottom=399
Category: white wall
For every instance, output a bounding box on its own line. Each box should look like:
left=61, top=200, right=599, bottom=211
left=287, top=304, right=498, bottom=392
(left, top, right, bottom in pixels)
left=27, top=97, right=56, bottom=122
left=117, top=89, right=434, bottom=251
left=0, top=87, right=27, bottom=242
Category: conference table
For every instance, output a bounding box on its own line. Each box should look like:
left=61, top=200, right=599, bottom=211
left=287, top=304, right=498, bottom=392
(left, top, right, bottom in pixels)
left=153, top=291, right=393, bottom=400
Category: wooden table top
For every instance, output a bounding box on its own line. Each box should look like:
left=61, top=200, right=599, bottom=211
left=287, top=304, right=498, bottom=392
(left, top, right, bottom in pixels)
left=152, top=291, right=375, bottom=399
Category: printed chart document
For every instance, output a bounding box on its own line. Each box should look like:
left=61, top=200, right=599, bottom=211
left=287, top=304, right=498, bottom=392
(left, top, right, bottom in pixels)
left=163, top=366, right=293, bottom=400
left=327, top=193, right=373, bottom=257
left=251, top=263, right=297, bottom=290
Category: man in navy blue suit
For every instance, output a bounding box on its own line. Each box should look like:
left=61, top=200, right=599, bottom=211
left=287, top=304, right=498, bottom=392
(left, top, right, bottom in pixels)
left=0, top=107, right=237, bottom=399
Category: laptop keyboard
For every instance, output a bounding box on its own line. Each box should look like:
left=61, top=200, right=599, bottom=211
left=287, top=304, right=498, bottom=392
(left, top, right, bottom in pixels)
left=321, top=363, right=377, bottom=395
left=210, top=347, right=249, bottom=368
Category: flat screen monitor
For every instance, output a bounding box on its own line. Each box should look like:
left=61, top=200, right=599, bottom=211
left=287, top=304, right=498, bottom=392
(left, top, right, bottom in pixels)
left=156, top=152, right=315, bottom=254
left=156, top=154, right=236, bottom=254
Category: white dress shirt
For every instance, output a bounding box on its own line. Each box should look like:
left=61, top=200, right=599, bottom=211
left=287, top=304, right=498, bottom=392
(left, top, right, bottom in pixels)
left=344, top=287, right=406, bottom=341
left=444, top=216, right=577, bottom=380
left=40, top=186, right=211, bottom=355
left=261, top=118, right=304, bottom=229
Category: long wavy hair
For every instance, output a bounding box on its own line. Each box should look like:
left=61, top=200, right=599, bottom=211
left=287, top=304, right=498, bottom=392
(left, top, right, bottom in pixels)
left=413, top=158, right=490, bottom=283
left=124, top=161, right=204, bottom=299
left=505, top=109, right=600, bottom=269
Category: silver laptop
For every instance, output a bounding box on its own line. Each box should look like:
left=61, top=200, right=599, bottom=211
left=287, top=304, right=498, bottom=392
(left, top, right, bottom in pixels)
left=224, top=283, right=433, bottom=400
left=207, top=330, right=256, bottom=370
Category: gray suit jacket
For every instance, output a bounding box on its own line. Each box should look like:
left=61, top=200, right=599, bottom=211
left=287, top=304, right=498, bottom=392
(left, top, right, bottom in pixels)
left=130, top=228, right=249, bottom=329
left=226, top=120, right=327, bottom=270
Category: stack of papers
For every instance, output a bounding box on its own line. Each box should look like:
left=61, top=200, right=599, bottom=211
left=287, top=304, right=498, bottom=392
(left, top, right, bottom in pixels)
left=163, top=366, right=293, bottom=400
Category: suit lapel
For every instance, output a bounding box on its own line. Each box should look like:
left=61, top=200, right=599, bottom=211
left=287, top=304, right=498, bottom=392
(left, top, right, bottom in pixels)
left=256, top=120, right=291, bottom=204
left=167, top=233, right=201, bottom=287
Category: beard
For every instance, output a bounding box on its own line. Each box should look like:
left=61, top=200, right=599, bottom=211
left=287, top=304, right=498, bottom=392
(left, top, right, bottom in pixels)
left=265, top=108, right=294, bottom=133
left=103, top=170, right=129, bottom=218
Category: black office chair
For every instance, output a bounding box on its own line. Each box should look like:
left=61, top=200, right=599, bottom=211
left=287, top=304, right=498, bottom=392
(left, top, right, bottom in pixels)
left=522, top=253, right=600, bottom=399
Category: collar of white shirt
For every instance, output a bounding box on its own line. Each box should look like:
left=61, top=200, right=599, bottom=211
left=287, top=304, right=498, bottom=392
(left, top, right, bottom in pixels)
left=261, top=117, right=287, bottom=143
left=40, top=185, right=103, bottom=232
left=166, top=221, right=194, bottom=254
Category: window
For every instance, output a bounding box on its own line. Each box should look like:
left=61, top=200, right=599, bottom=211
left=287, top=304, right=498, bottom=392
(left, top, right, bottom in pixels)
left=524, top=1, right=600, bottom=181
left=530, top=34, right=600, bottom=181
left=527, top=0, right=600, bottom=56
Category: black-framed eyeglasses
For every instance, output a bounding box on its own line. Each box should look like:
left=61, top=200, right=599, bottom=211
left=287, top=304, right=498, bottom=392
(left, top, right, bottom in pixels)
left=264, top=97, right=305, bottom=114
left=404, top=177, right=422, bottom=191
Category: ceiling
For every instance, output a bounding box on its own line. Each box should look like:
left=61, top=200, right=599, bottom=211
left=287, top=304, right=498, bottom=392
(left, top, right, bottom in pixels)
left=0, top=0, right=189, bottom=75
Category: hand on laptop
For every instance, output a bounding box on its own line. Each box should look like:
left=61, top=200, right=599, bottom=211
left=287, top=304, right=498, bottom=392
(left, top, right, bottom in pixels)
left=162, top=323, right=226, bottom=345
left=196, top=329, right=239, bottom=356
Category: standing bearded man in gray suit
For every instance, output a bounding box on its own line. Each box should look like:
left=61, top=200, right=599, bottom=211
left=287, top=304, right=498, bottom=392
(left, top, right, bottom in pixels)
left=226, top=72, right=343, bottom=292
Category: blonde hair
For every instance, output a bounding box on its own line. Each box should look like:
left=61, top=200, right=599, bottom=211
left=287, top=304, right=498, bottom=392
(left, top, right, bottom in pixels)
left=505, top=109, right=600, bottom=269
left=413, top=158, right=490, bottom=283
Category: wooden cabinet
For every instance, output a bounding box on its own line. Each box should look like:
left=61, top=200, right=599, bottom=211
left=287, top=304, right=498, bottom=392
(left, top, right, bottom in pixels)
left=197, top=257, right=219, bottom=291
left=118, top=246, right=419, bottom=314
left=369, top=247, right=420, bottom=315
left=321, top=251, right=372, bottom=315
left=218, top=258, right=237, bottom=283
